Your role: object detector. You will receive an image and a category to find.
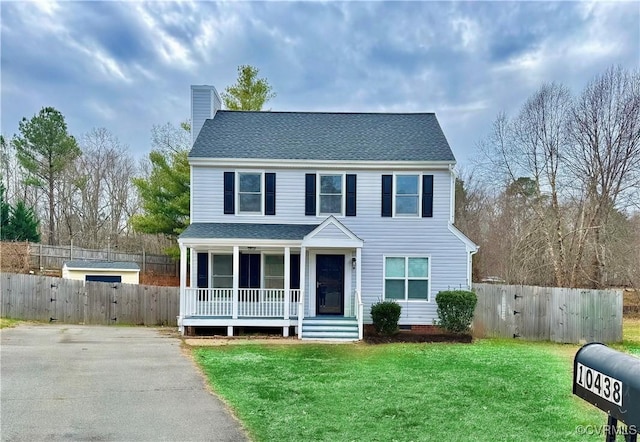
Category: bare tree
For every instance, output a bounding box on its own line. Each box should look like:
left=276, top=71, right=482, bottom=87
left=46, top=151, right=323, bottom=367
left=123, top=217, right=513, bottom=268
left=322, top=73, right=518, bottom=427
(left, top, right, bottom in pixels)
left=71, top=128, right=138, bottom=249
left=473, top=66, right=640, bottom=288
left=569, top=66, right=640, bottom=287
left=476, top=85, right=578, bottom=286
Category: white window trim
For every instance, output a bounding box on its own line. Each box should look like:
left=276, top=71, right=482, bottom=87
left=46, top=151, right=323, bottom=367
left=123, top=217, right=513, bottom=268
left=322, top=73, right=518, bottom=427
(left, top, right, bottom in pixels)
left=393, top=173, right=421, bottom=218
left=382, top=255, right=431, bottom=302
left=236, top=170, right=264, bottom=215
left=317, top=173, right=345, bottom=217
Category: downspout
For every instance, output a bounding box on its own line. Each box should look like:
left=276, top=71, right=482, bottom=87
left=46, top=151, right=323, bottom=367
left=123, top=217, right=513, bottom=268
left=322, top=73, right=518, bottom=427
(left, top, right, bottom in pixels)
left=449, top=164, right=456, bottom=225
left=469, top=246, right=479, bottom=290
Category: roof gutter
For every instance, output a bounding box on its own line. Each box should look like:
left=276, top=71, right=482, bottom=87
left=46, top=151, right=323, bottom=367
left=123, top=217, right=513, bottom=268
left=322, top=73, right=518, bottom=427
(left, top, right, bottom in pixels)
left=188, top=157, right=456, bottom=170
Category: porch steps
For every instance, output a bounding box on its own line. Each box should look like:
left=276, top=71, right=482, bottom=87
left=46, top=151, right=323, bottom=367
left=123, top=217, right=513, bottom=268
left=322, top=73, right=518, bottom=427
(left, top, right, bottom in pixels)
left=301, top=317, right=359, bottom=341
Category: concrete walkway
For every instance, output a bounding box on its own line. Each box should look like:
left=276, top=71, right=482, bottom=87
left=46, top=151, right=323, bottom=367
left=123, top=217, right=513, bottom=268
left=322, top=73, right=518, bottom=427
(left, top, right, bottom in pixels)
left=0, top=325, right=248, bottom=442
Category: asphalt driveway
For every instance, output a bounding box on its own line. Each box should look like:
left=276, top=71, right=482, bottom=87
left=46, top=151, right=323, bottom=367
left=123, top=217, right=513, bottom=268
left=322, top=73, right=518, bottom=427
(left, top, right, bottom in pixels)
left=0, top=325, right=247, bottom=442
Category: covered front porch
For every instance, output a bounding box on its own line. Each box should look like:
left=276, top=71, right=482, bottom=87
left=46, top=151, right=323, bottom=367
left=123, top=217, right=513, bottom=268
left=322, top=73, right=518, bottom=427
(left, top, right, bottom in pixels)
left=177, top=218, right=364, bottom=340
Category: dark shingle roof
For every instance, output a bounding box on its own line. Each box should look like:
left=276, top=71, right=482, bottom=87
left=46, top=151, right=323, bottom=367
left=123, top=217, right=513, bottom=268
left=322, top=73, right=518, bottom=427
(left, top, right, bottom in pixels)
left=189, top=111, right=456, bottom=162
left=180, top=223, right=319, bottom=240
left=63, top=260, right=140, bottom=270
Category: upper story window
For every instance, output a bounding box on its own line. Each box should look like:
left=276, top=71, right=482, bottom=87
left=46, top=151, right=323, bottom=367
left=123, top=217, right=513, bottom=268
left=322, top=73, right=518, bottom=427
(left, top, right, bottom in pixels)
left=395, top=175, right=419, bottom=216
left=319, top=174, right=344, bottom=215
left=381, top=174, right=433, bottom=218
left=238, top=172, right=262, bottom=214
left=306, top=173, right=356, bottom=217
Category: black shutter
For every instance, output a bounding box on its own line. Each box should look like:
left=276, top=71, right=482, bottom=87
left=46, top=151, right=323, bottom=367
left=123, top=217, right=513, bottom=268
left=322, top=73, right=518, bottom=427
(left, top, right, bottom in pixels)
left=197, top=252, right=209, bottom=288
left=223, top=172, right=235, bottom=214
left=265, top=173, right=276, bottom=215
left=422, top=175, right=434, bottom=218
left=346, top=174, right=357, bottom=216
left=305, top=174, right=316, bottom=216
left=239, top=253, right=261, bottom=289
left=381, top=175, right=392, bottom=217
left=239, top=253, right=249, bottom=288
left=290, top=254, right=300, bottom=290
left=249, top=254, right=261, bottom=288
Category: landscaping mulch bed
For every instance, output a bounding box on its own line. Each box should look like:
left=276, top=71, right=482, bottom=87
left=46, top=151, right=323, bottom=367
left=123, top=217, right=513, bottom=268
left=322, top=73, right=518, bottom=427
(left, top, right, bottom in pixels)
left=364, top=331, right=472, bottom=344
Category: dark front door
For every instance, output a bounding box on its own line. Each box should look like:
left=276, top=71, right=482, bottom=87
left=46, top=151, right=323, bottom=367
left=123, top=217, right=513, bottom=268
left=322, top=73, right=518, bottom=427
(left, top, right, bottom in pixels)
left=316, top=255, right=344, bottom=315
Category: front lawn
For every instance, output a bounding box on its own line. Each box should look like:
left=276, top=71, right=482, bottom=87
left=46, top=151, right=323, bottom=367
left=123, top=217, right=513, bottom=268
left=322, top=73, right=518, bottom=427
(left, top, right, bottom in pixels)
left=195, top=339, right=607, bottom=441
left=621, top=317, right=640, bottom=355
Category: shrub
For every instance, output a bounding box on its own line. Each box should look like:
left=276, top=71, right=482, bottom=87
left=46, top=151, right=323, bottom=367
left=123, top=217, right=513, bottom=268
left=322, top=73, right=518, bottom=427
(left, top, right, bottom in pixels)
left=370, top=301, right=401, bottom=336
left=435, top=290, right=477, bottom=334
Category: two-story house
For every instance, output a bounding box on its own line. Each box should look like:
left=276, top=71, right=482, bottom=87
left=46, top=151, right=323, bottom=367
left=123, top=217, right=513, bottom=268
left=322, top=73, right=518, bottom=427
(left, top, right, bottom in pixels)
left=177, top=85, right=478, bottom=340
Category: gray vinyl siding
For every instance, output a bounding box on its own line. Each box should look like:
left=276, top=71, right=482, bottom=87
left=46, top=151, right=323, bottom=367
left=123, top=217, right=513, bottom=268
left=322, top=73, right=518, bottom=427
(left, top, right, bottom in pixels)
left=191, top=166, right=468, bottom=325
left=311, top=223, right=352, bottom=240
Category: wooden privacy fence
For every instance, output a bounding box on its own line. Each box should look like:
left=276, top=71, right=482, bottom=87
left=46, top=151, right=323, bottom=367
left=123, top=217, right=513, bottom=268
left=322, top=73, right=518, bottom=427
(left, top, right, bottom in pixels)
left=1, top=242, right=178, bottom=275
left=1, top=273, right=179, bottom=326
left=472, top=283, right=623, bottom=344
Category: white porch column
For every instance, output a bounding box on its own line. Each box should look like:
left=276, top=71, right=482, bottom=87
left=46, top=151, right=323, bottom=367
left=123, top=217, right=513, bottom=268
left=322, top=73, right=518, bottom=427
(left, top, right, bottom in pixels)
left=356, top=247, right=362, bottom=298
left=179, top=244, right=187, bottom=332
left=356, top=247, right=363, bottom=340
left=232, top=246, right=239, bottom=320
left=298, top=246, right=306, bottom=339
left=284, top=247, right=290, bottom=321
left=189, top=248, right=197, bottom=289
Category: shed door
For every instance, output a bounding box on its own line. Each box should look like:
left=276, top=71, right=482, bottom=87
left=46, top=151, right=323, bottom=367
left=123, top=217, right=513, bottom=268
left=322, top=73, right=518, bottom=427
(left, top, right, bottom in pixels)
left=85, top=275, right=122, bottom=283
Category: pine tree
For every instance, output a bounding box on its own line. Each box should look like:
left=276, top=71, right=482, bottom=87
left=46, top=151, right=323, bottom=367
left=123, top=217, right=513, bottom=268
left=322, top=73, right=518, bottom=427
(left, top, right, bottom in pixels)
left=6, top=200, right=40, bottom=242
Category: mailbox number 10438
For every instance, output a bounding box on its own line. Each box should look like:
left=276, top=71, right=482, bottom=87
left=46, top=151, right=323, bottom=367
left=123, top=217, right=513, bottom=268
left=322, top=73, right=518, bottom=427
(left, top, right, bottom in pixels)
left=576, top=363, right=623, bottom=406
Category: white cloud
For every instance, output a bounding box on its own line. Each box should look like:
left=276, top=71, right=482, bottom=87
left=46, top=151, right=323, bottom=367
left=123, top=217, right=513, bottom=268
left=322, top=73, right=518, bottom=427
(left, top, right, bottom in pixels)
left=134, top=3, right=195, bottom=69
left=1, top=0, right=637, bottom=166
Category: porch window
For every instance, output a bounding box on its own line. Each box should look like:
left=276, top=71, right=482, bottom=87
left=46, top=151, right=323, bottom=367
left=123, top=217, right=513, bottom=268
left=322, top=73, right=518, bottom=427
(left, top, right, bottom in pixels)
left=212, top=255, right=233, bottom=288
left=395, top=175, right=419, bottom=216
left=238, top=172, right=262, bottom=213
left=384, top=256, right=429, bottom=301
left=264, top=254, right=285, bottom=289
left=319, top=174, right=343, bottom=215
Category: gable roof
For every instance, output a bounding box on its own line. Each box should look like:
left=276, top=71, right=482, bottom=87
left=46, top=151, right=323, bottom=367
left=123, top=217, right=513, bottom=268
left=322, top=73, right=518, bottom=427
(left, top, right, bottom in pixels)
left=63, top=260, right=140, bottom=271
left=302, top=216, right=363, bottom=248
left=179, top=223, right=319, bottom=240
left=189, top=111, right=456, bottom=162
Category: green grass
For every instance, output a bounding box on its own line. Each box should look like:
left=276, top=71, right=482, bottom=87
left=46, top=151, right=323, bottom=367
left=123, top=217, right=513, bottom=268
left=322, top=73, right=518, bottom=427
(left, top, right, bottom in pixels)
left=195, top=340, right=607, bottom=441
left=0, top=318, right=21, bottom=329
left=620, top=317, right=640, bottom=355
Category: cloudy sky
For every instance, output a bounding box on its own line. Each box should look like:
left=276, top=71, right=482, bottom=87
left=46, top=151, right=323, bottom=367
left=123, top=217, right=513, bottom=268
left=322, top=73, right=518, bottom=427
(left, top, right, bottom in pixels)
left=1, top=1, right=638, bottom=167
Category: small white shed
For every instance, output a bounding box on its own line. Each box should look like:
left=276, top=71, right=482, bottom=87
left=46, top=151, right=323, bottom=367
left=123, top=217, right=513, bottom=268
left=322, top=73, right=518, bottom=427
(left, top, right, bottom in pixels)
left=62, top=260, right=140, bottom=284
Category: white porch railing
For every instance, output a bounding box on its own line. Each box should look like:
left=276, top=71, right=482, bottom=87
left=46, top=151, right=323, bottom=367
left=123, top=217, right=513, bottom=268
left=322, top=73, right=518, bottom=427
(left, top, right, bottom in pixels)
left=184, top=288, right=301, bottom=319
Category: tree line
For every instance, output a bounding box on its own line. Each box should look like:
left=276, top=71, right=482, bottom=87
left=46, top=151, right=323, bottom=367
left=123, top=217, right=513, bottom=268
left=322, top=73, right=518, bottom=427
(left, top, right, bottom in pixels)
left=1, top=64, right=637, bottom=288
left=0, top=65, right=274, bottom=257
left=457, top=66, right=639, bottom=289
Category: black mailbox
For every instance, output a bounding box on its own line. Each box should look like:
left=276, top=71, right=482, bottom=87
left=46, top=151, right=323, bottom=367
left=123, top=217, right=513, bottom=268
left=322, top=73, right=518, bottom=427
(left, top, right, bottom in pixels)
left=573, top=343, right=640, bottom=438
